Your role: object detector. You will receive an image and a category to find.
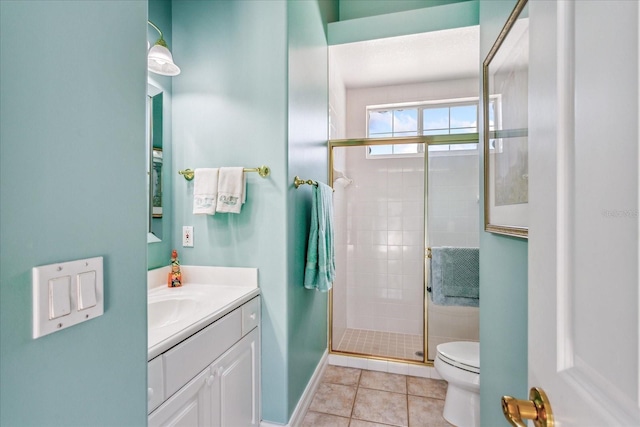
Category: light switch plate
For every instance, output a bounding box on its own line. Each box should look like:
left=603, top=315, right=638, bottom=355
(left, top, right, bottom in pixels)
left=182, top=226, right=193, bottom=247
left=32, top=256, right=104, bottom=339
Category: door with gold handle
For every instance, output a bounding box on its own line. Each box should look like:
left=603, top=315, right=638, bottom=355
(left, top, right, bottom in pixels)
left=501, top=387, right=554, bottom=427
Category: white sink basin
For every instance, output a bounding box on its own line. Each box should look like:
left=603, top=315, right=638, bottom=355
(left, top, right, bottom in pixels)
left=148, top=296, right=200, bottom=330
left=147, top=266, right=259, bottom=359
left=147, top=282, right=259, bottom=359
left=148, top=288, right=209, bottom=331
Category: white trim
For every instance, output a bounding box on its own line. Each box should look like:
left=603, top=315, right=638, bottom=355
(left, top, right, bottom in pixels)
left=638, top=0, right=640, bottom=407
left=327, top=353, right=439, bottom=379
left=260, top=350, right=328, bottom=427
left=556, top=0, right=575, bottom=372
left=367, top=96, right=480, bottom=110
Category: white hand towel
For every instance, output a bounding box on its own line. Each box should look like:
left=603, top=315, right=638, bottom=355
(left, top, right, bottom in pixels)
left=193, top=168, right=219, bottom=215
left=216, top=167, right=246, bottom=214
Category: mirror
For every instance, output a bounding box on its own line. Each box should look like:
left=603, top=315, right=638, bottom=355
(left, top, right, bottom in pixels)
left=147, top=84, right=163, bottom=242
left=482, top=0, right=529, bottom=238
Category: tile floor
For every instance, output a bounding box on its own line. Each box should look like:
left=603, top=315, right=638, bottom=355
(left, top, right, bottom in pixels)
left=335, top=329, right=424, bottom=362
left=302, top=365, right=453, bottom=427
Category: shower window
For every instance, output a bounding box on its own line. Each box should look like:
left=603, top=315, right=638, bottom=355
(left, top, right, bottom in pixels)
left=367, top=109, right=420, bottom=156
left=366, top=97, right=497, bottom=157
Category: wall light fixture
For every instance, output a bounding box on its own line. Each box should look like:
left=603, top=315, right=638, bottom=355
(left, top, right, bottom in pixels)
left=147, top=20, right=180, bottom=76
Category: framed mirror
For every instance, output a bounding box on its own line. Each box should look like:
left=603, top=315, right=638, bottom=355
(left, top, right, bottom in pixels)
left=482, top=0, right=529, bottom=238
left=148, top=84, right=163, bottom=241
left=152, top=148, right=163, bottom=218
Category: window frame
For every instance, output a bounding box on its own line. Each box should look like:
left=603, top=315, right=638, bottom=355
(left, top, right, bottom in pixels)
left=365, top=96, right=498, bottom=159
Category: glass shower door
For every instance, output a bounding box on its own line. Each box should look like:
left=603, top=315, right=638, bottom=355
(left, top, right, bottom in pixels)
left=330, top=143, right=425, bottom=363
left=425, top=143, right=480, bottom=361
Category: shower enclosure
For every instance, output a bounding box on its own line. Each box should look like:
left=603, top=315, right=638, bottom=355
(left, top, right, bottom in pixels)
left=329, top=135, right=480, bottom=364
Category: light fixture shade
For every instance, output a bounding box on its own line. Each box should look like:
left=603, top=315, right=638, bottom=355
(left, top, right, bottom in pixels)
left=148, top=44, right=181, bottom=76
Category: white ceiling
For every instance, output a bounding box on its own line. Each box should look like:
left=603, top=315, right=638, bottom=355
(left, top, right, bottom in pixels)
left=330, top=26, right=480, bottom=89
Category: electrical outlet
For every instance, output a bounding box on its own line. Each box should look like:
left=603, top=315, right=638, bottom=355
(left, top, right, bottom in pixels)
left=182, top=226, right=193, bottom=247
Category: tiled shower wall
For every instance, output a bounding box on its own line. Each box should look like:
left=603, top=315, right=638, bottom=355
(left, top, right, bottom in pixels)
left=330, top=78, right=480, bottom=359
left=341, top=147, right=425, bottom=336
left=426, top=150, right=480, bottom=360
left=332, top=148, right=348, bottom=345
left=427, top=151, right=480, bottom=248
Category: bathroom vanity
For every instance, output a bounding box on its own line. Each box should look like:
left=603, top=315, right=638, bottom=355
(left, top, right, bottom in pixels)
left=146, top=266, right=260, bottom=426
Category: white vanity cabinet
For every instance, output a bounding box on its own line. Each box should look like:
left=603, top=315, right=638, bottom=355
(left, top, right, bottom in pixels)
left=149, top=366, right=211, bottom=426
left=210, top=328, right=259, bottom=427
left=148, top=296, right=260, bottom=427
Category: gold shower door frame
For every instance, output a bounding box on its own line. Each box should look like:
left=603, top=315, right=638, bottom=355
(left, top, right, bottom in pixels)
left=328, top=133, right=480, bottom=366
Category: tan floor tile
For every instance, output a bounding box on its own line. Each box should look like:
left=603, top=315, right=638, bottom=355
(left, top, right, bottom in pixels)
left=301, top=411, right=350, bottom=427
left=352, top=388, right=408, bottom=427
left=323, top=365, right=362, bottom=386
left=349, top=419, right=395, bottom=427
left=407, top=376, right=447, bottom=399
left=360, top=370, right=407, bottom=394
left=308, top=383, right=357, bottom=418
left=408, top=395, right=453, bottom=427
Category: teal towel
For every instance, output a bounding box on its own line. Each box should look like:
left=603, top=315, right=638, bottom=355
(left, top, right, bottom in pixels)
left=304, top=182, right=335, bottom=292
left=429, top=247, right=479, bottom=307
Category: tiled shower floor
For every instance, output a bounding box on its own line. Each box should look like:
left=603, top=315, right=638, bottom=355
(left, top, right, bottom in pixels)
left=334, top=328, right=424, bottom=362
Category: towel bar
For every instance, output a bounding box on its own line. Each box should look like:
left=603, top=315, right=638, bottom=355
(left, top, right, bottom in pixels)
left=179, top=166, right=270, bottom=181
left=293, top=176, right=317, bottom=188
left=293, top=176, right=335, bottom=192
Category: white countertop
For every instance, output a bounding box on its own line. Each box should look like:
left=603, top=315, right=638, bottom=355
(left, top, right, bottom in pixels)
left=147, top=265, right=259, bottom=360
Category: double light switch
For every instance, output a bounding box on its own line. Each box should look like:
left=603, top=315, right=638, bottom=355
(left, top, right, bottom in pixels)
left=33, top=257, right=104, bottom=339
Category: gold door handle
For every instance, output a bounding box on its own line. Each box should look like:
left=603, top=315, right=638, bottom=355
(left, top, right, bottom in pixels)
left=501, top=387, right=554, bottom=427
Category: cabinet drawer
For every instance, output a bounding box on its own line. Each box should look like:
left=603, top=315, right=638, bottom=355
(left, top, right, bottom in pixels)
left=163, top=309, right=241, bottom=398
left=148, top=356, right=164, bottom=414
left=241, top=297, right=260, bottom=336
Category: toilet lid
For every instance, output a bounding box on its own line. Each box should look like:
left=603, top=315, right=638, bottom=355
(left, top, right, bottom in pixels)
left=436, top=341, right=479, bottom=372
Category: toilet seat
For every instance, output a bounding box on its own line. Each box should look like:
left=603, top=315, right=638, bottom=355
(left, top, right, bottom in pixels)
left=436, top=341, right=479, bottom=374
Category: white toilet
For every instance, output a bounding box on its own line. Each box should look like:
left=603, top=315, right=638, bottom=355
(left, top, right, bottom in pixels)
left=434, top=341, right=480, bottom=427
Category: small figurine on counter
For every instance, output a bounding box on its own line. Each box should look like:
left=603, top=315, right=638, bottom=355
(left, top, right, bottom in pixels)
left=168, top=249, right=183, bottom=287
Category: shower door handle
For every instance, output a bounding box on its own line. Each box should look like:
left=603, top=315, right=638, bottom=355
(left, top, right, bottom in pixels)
left=501, top=387, right=554, bottom=427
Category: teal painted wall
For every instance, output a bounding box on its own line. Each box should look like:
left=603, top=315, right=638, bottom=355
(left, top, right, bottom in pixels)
left=328, top=0, right=479, bottom=45
left=172, top=1, right=334, bottom=422
left=0, top=1, right=148, bottom=425
left=286, top=0, right=337, bottom=419
left=339, top=0, right=470, bottom=21
left=479, top=1, right=529, bottom=425
left=171, top=0, right=289, bottom=419
left=148, top=0, right=174, bottom=269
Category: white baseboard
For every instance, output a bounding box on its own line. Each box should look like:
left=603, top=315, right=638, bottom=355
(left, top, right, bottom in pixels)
left=260, top=349, right=328, bottom=427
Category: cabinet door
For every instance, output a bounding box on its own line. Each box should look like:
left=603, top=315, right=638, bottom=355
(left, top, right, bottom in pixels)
left=149, top=367, right=212, bottom=427
left=211, top=328, right=260, bottom=427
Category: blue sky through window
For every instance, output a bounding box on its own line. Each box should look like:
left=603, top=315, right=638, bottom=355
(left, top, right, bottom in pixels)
left=367, top=99, right=485, bottom=157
